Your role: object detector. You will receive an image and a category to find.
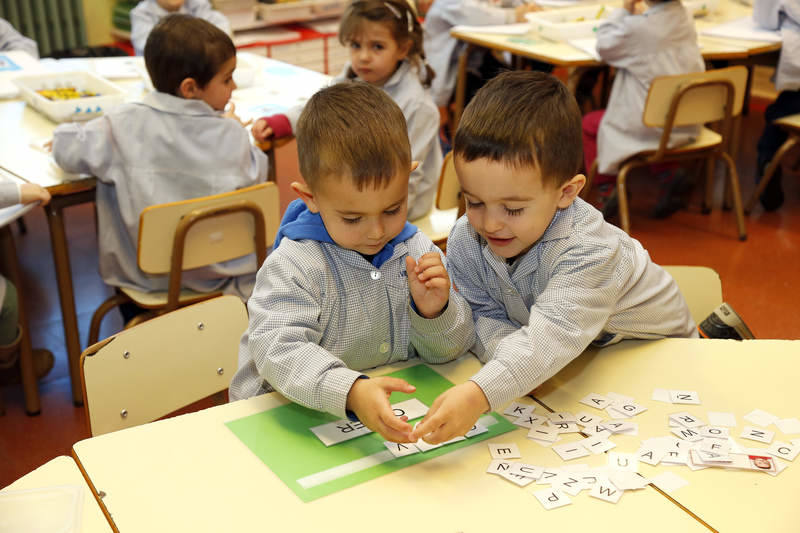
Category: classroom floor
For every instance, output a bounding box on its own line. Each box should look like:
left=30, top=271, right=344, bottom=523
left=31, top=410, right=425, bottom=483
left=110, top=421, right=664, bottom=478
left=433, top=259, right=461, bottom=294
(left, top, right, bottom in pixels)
left=2, top=96, right=799, bottom=488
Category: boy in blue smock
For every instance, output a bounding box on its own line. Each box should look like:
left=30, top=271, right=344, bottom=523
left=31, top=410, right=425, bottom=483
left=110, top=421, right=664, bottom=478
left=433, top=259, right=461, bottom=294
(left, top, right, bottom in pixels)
left=230, top=82, right=474, bottom=443
left=53, top=15, right=267, bottom=311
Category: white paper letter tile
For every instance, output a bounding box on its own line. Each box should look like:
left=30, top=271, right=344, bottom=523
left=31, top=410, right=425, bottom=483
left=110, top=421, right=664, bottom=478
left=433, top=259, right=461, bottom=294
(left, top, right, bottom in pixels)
left=740, top=425, right=775, bottom=444
left=552, top=442, right=591, bottom=461
left=504, top=401, right=535, bottom=418
left=489, top=442, right=521, bottom=459
left=533, top=489, right=572, bottom=510
left=384, top=441, right=420, bottom=457
left=669, top=390, right=701, bottom=405
left=744, top=409, right=779, bottom=427
left=707, top=411, right=737, bottom=427
left=580, top=393, right=612, bottom=410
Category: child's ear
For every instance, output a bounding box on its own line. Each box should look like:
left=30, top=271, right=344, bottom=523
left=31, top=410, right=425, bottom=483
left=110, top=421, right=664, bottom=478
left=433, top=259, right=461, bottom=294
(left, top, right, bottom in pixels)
left=410, top=160, right=419, bottom=173
left=398, top=39, right=413, bottom=60
left=290, top=181, right=320, bottom=213
left=556, top=174, right=586, bottom=209
left=178, top=77, right=201, bottom=99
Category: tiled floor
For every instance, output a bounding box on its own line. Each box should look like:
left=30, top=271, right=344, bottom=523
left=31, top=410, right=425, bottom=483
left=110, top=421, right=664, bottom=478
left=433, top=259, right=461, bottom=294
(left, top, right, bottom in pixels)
left=1, top=102, right=799, bottom=487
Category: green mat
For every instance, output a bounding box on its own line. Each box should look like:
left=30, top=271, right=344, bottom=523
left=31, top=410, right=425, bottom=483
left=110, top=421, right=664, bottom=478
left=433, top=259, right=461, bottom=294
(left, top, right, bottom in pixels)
left=225, top=364, right=517, bottom=502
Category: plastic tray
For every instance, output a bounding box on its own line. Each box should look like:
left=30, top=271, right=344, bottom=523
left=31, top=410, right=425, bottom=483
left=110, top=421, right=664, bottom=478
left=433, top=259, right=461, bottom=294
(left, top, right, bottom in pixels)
left=13, top=70, right=126, bottom=123
left=526, top=4, right=614, bottom=41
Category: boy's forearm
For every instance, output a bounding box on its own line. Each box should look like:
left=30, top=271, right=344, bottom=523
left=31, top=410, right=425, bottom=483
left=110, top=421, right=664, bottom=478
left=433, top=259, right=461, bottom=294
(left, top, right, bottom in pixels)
left=409, top=291, right=475, bottom=364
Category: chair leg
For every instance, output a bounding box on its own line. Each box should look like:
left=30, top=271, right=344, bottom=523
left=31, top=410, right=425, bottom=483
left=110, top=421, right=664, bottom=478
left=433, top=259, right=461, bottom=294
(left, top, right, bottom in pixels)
left=744, top=137, right=797, bottom=214
left=702, top=156, right=715, bottom=214
left=720, top=152, right=747, bottom=241
left=617, top=165, right=632, bottom=235
left=88, top=293, right=132, bottom=347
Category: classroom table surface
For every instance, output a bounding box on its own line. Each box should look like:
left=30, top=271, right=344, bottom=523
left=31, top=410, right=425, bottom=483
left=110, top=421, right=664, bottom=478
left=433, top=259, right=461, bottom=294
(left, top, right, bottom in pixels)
left=534, top=337, right=800, bottom=533
left=70, top=338, right=799, bottom=533
left=1, top=456, right=113, bottom=533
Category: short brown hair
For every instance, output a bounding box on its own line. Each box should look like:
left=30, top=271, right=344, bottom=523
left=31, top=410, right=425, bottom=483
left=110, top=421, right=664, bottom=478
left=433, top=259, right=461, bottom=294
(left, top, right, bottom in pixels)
left=296, top=81, right=411, bottom=190
left=144, top=14, right=235, bottom=96
left=454, top=71, right=583, bottom=187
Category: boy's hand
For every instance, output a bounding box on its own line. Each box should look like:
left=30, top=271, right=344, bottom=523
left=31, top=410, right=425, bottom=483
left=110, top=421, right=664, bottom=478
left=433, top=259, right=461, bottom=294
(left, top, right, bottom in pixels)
left=411, top=381, right=490, bottom=444
left=623, top=0, right=643, bottom=13
left=251, top=118, right=274, bottom=143
left=407, top=253, right=450, bottom=319
left=514, top=3, right=541, bottom=22
left=19, top=183, right=51, bottom=206
left=223, top=102, right=253, bottom=128
left=346, top=377, right=417, bottom=443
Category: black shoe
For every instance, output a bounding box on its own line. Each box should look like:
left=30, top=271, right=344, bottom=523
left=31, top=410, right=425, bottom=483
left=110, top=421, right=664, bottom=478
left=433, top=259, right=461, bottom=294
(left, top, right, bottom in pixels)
left=757, top=157, right=784, bottom=212
left=651, top=169, right=690, bottom=219
left=697, top=303, right=755, bottom=340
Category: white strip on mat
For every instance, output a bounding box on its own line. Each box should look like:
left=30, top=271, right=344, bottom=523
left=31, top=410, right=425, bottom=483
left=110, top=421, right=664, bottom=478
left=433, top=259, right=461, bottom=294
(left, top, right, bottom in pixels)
left=296, top=414, right=500, bottom=489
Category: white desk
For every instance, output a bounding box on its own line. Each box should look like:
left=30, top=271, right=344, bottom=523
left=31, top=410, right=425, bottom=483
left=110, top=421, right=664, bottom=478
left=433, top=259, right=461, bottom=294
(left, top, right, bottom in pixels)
left=1, top=456, right=112, bottom=532
left=71, top=355, right=708, bottom=533
left=534, top=338, right=800, bottom=533
left=0, top=55, right=329, bottom=405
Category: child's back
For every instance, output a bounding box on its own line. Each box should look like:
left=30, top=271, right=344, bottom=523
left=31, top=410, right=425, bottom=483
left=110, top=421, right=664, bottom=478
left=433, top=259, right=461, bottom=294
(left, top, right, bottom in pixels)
left=53, top=16, right=267, bottom=299
left=0, top=18, right=38, bottom=58
left=595, top=0, right=704, bottom=174
left=130, top=0, right=231, bottom=56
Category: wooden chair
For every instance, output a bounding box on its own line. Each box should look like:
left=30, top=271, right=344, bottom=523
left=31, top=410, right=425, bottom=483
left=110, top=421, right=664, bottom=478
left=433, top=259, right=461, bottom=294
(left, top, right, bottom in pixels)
left=80, top=295, right=247, bottom=436
left=662, top=265, right=722, bottom=325
left=87, top=182, right=280, bottom=347
left=411, top=152, right=465, bottom=251
left=584, top=66, right=749, bottom=241
left=745, top=112, right=800, bottom=213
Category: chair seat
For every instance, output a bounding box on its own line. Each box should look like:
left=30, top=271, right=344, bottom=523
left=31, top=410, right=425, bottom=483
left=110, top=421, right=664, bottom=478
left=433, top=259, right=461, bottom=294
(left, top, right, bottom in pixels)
left=669, top=127, right=722, bottom=153
left=120, top=286, right=220, bottom=309
left=775, top=113, right=800, bottom=132
left=411, top=207, right=459, bottom=245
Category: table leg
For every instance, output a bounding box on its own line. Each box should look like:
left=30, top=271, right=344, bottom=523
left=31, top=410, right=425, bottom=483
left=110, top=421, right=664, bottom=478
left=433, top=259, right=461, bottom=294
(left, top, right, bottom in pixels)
left=44, top=196, right=87, bottom=406
left=0, top=226, right=40, bottom=415
left=452, top=43, right=476, bottom=136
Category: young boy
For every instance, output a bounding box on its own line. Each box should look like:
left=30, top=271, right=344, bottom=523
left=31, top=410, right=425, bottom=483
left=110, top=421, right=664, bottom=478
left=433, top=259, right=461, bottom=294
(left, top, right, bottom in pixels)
left=229, top=82, right=475, bottom=443
left=411, top=71, right=696, bottom=444
left=53, top=15, right=267, bottom=304
left=131, top=0, right=231, bottom=56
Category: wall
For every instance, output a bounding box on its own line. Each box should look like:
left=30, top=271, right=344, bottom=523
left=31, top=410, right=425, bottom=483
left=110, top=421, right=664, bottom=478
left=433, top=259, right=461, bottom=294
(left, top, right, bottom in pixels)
left=83, top=0, right=117, bottom=46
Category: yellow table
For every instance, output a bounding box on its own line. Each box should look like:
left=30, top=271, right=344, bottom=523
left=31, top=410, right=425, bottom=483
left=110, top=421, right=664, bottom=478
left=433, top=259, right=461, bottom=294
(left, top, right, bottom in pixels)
left=534, top=337, right=800, bottom=533
left=1, top=456, right=113, bottom=533
left=70, top=354, right=717, bottom=533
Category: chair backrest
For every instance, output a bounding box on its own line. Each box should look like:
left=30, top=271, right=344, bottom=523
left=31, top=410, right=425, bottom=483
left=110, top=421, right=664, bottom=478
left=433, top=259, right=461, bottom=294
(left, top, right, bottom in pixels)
left=80, top=295, right=247, bottom=436
left=662, top=265, right=722, bottom=325
left=435, top=152, right=465, bottom=217
left=138, top=182, right=280, bottom=275
left=643, top=66, right=748, bottom=129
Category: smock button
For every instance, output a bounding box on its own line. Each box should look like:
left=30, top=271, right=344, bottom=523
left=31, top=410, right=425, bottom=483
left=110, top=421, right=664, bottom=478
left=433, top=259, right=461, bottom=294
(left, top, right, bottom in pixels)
left=371, top=271, right=381, bottom=280
left=379, top=342, right=390, bottom=353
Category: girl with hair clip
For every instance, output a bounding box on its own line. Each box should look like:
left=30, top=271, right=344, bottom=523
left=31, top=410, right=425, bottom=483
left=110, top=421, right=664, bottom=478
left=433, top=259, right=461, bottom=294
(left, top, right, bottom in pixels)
left=252, top=0, right=442, bottom=221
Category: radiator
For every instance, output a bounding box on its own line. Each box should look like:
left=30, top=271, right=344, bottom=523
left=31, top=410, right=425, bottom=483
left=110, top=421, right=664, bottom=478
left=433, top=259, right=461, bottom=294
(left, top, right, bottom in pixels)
left=0, top=0, right=88, bottom=56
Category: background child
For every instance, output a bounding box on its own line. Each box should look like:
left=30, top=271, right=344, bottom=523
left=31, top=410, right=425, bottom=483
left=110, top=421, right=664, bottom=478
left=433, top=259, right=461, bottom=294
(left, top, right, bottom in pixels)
left=0, top=18, right=38, bottom=58
left=130, top=0, right=231, bottom=56
left=53, top=15, right=267, bottom=314
left=0, top=182, right=53, bottom=385
left=252, top=0, right=442, bottom=221
left=230, top=82, right=474, bottom=443
left=582, top=0, right=704, bottom=217
left=411, top=72, right=696, bottom=444
left=752, top=0, right=800, bottom=211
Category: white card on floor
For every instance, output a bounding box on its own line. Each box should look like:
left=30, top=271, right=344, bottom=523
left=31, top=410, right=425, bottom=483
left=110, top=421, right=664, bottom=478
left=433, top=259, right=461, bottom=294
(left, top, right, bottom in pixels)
left=510, top=463, right=544, bottom=479
left=384, top=441, right=420, bottom=457
left=391, top=398, right=429, bottom=420
left=504, top=401, right=535, bottom=418
left=581, top=435, right=616, bottom=454
left=489, top=442, right=521, bottom=459
left=700, top=426, right=730, bottom=439
left=652, top=388, right=671, bottom=403
left=669, top=390, right=701, bottom=405
left=768, top=441, right=799, bottom=461
left=775, top=418, right=800, bottom=434
left=671, top=426, right=703, bottom=442
left=589, top=479, right=623, bottom=503
left=651, top=472, right=688, bottom=494
left=580, top=393, right=612, bottom=410
left=513, top=414, right=546, bottom=429
left=707, top=411, right=737, bottom=427
left=612, top=400, right=648, bottom=417
left=553, top=442, right=591, bottom=461
left=501, top=470, right=536, bottom=487
left=637, top=447, right=665, bottom=466
left=310, top=419, right=372, bottom=446
left=608, top=452, right=638, bottom=472
left=487, top=459, right=515, bottom=476
left=574, top=412, right=603, bottom=427
left=464, top=423, right=489, bottom=438
left=744, top=409, right=779, bottom=427
left=533, top=488, right=572, bottom=510
left=670, top=412, right=706, bottom=428
left=528, top=425, right=559, bottom=442
left=741, top=425, right=775, bottom=444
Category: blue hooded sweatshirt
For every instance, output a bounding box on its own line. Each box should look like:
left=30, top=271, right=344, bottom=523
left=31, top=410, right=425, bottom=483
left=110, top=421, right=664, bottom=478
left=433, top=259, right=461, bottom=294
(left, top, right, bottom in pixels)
left=273, top=199, right=418, bottom=268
